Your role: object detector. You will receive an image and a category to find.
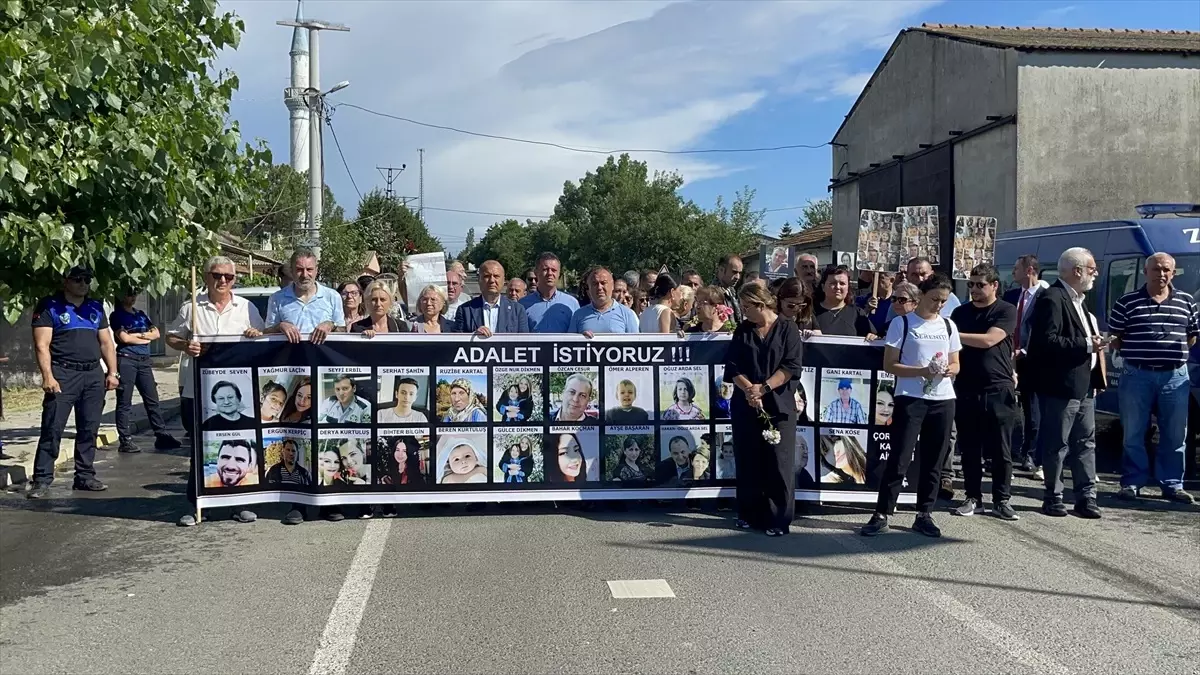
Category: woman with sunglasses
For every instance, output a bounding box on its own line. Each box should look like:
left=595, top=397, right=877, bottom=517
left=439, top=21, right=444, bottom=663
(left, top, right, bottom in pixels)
left=337, top=281, right=365, bottom=328
left=887, top=281, right=920, bottom=328
left=774, top=278, right=816, bottom=337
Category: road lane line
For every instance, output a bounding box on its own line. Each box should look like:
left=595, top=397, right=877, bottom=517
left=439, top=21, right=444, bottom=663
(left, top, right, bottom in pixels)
left=308, top=520, right=393, bottom=675
left=607, top=579, right=676, bottom=598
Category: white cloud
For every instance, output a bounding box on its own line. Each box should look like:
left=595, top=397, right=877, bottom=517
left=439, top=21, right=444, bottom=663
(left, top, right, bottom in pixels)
left=1032, top=6, right=1078, bottom=25
left=832, top=72, right=875, bottom=99
left=218, top=0, right=935, bottom=247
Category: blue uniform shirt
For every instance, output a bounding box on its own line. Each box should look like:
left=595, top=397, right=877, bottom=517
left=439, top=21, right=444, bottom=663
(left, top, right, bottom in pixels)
left=32, top=293, right=107, bottom=364
left=519, top=289, right=579, bottom=333
left=109, top=306, right=153, bottom=356
left=266, top=283, right=345, bottom=333
left=568, top=302, right=640, bottom=334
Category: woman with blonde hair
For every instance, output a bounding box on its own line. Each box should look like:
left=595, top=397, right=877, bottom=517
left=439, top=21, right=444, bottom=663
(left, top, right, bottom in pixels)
left=352, top=281, right=409, bottom=336
left=411, top=285, right=456, bottom=333
left=673, top=284, right=695, bottom=323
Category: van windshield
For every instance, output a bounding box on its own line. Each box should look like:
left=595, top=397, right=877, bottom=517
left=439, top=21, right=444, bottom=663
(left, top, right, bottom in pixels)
left=1173, top=255, right=1198, bottom=297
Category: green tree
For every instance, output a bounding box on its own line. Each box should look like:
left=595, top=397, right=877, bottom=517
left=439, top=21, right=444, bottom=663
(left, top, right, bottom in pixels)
left=352, top=189, right=441, bottom=272
left=468, top=219, right=533, bottom=278
left=779, top=222, right=794, bottom=238
left=800, top=197, right=833, bottom=230
left=457, top=227, right=476, bottom=263
left=0, top=0, right=272, bottom=320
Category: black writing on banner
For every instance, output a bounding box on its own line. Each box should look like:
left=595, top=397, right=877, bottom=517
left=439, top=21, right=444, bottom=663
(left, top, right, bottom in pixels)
left=191, top=334, right=916, bottom=508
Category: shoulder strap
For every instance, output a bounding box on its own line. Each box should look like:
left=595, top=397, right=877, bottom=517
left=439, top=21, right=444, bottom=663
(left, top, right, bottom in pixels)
left=943, top=317, right=953, bottom=338
left=900, top=314, right=910, bottom=354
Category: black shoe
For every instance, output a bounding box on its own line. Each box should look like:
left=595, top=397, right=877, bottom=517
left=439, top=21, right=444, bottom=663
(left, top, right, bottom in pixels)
left=1072, top=497, right=1102, bottom=519
left=154, top=434, right=182, bottom=450
left=765, top=527, right=787, bottom=537
left=734, top=519, right=753, bottom=530
left=912, top=513, right=942, bottom=537
left=860, top=513, right=889, bottom=536
left=1041, top=498, right=1068, bottom=517
left=118, top=440, right=141, bottom=454
left=380, top=504, right=399, bottom=518
left=938, top=478, right=955, bottom=502
left=1018, top=457, right=1036, bottom=474
left=72, top=478, right=108, bottom=492
left=993, top=500, right=1019, bottom=521
left=26, top=482, right=50, bottom=499
left=282, top=509, right=304, bottom=525
left=323, top=507, right=345, bottom=522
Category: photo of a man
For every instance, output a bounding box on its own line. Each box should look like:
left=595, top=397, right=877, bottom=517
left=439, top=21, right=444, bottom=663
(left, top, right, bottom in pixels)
left=319, top=374, right=372, bottom=424
left=204, top=438, right=258, bottom=488
left=203, top=380, right=256, bottom=431
left=820, top=378, right=868, bottom=425
left=551, top=372, right=599, bottom=421
left=264, top=438, right=311, bottom=486
left=378, top=377, right=428, bottom=423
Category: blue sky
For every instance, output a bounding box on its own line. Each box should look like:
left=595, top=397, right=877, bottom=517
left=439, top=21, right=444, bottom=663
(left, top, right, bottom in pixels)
left=218, top=1, right=1198, bottom=251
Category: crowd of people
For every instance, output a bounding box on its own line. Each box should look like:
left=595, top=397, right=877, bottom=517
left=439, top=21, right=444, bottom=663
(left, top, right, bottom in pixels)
left=22, top=243, right=1196, bottom=536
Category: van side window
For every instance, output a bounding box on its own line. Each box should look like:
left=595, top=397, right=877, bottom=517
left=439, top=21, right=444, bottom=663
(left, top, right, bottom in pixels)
left=1107, top=258, right=1142, bottom=314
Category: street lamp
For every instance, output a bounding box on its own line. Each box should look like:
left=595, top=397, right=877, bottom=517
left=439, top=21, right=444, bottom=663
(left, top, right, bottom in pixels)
left=326, top=80, right=350, bottom=95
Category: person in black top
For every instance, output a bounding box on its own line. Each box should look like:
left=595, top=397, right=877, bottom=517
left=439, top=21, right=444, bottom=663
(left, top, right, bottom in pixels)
left=109, top=289, right=181, bottom=453
left=949, top=264, right=1019, bottom=521
left=813, top=266, right=877, bottom=338
left=723, top=283, right=803, bottom=537
left=28, top=265, right=120, bottom=498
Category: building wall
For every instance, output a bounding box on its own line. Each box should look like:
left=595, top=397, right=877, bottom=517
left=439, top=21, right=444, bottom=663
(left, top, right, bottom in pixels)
left=1016, top=52, right=1200, bottom=228
left=831, top=181, right=860, bottom=252
left=954, top=123, right=1018, bottom=234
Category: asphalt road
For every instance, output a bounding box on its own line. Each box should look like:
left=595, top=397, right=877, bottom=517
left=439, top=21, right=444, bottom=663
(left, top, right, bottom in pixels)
left=2, top=421, right=1198, bottom=675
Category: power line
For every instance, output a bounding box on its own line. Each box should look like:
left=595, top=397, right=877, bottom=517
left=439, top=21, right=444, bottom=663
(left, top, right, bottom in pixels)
left=421, top=206, right=553, bottom=219
left=333, top=102, right=830, bottom=155
left=325, top=114, right=362, bottom=201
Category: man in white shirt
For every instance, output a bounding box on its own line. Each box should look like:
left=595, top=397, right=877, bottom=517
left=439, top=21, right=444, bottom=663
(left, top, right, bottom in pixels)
left=443, top=269, right=468, bottom=321
left=165, top=256, right=263, bottom=527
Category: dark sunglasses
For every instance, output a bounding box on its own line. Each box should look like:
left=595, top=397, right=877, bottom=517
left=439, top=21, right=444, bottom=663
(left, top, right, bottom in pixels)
left=966, top=281, right=992, bottom=289
left=890, top=296, right=913, bottom=304
left=209, top=273, right=236, bottom=282
left=68, top=275, right=93, bottom=283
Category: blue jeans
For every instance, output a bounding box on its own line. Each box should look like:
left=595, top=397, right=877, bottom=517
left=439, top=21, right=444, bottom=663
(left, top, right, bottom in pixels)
left=1118, top=363, right=1189, bottom=491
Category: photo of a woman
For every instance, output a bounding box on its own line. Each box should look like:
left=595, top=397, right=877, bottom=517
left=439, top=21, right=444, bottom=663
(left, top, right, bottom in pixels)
left=609, top=436, right=649, bottom=483
left=377, top=436, right=428, bottom=486
left=259, top=382, right=287, bottom=423
left=544, top=432, right=591, bottom=483
left=819, top=432, right=867, bottom=485
left=712, top=372, right=733, bottom=420
left=280, top=377, right=312, bottom=424
left=495, top=384, right=533, bottom=423
left=662, top=377, right=705, bottom=420
left=875, top=383, right=895, bottom=426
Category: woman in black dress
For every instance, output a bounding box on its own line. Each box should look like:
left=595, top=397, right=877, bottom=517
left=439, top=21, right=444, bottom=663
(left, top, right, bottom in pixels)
left=723, top=283, right=803, bottom=536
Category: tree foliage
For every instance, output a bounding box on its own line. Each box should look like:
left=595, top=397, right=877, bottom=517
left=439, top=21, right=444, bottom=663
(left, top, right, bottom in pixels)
left=800, top=197, right=833, bottom=230
left=467, top=219, right=533, bottom=279
left=779, top=222, right=794, bottom=238
left=316, top=188, right=442, bottom=284
left=0, top=0, right=272, bottom=320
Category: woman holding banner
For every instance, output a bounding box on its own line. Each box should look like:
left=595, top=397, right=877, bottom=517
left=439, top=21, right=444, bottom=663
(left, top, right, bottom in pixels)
left=412, top=285, right=455, bottom=334
left=352, top=281, right=410, bottom=336
left=723, top=283, right=803, bottom=537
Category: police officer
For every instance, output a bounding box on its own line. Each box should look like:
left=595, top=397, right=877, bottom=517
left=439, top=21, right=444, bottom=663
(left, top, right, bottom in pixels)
left=110, top=288, right=182, bottom=453
left=27, top=265, right=120, bottom=499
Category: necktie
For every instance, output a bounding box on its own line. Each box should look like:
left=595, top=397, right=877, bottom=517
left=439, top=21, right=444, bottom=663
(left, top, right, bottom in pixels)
left=1014, top=292, right=1026, bottom=351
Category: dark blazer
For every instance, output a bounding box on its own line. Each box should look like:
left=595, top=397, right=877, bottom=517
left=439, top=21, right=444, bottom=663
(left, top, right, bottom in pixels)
left=454, top=296, right=530, bottom=334
left=1026, top=280, right=1105, bottom=400
left=350, top=315, right=408, bottom=333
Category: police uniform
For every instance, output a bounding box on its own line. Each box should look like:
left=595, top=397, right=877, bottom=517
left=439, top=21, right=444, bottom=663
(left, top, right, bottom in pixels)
left=110, top=303, right=176, bottom=449
left=31, top=292, right=109, bottom=487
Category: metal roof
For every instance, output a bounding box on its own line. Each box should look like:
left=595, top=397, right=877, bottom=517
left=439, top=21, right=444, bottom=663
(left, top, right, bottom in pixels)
left=915, top=24, right=1200, bottom=54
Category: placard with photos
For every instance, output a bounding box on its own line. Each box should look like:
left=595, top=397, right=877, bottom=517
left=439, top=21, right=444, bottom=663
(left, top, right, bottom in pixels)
left=952, top=215, right=998, bottom=280
left=897, top=205, right=941, bottom=267
left=856, top=209, right=903, bottom=272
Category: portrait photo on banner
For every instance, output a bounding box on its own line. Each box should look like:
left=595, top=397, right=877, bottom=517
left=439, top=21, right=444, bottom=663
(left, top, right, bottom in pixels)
left=712, top=365, right=733, bottom=420
left=545, top=425, right=600, bottom=483
left=603, top=425, right=656, bottom=483
left=819, top=427, right=869, bottom=485
left=436, top=367, right=489, bottom=424
left=377, top=366, right=431, bottom=424
left=316, top=366, right=374, bottom=425
left=796, top=366, right=816, bottom=424
left=898, top=205, right=941, bottom=266
left=952, top=215, right=998, bottom=280
left=375, top=428, right=431, bottom=486
left=316, top=428, right=373, bottom=487
left=760, top=243, right=794, bottom=280
left=658, top=365, right=709, bottom=421
left=492, top=366, right=543, bottom=424
left=435, top=428, right=489, bottom=484
left=796, top=425, right=816, bottom=487
left=874, top=372, right=896, bottom=426
left=548, top=366, right=599, bottom=422
left=818, top=368, right=872, bottom=426
left=261, top=427, right=312, bottom=487
left=256, top=366, right=310, bottom=425
left=604, top=366, right=653, bottom=423
left=657, top=424, right=710, bottom=486
left=713, top=424, right=736, bottom=480
left=202, top=429, right=259, bottom=489
left=199, top=368, right=255, bottom=431
left=493, top=427, right=543, bottom=484
left=835, top=251, right=856, bottom=269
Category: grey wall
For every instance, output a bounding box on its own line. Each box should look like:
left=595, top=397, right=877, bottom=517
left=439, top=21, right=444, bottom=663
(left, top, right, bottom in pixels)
left=1016, top=58, right=1200, bottom=228
left=831, top=180, right=860, bottom=252
left=954, top=123, right=1017, bottom=234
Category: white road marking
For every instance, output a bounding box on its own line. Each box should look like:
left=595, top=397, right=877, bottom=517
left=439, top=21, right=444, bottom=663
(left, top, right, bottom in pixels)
left=607, top=579, right=676, bottom=599
left=308, top=520, right=393, bottom=675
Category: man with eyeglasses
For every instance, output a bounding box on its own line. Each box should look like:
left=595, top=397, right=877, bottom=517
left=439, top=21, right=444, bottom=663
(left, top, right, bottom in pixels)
left=949, top=264, right=1019, bottom=521
left=265, top=248, right=344, bottom=343
left=166, top=256, right=264, bottom=526
left=27, top=266, right=121, bottom=499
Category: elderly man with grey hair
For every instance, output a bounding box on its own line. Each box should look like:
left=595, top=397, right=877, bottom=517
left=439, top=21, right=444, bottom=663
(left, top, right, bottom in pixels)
left=1026, top=246, right=1107, bottom=519
left=166, top=255, right=265, bottom=527
left=443, top=268, right=468, bottom=321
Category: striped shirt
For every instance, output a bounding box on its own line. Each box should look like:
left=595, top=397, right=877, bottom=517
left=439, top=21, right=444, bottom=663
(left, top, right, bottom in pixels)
left=1109, top=286, right=1199, bottom=369
left=822, top=397, right=868, bottom=425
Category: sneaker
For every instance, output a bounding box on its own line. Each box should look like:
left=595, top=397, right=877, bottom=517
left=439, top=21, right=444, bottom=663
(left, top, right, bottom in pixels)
left=177, top=514, right=197, bottom=527
left=1162, top=489, right=1195, bottom=505
left=118, top=440, right=141, bottom=454
left=1116, top=486, right=1140, bottom=501
left=912, top=513, right=942, bottom=537
left=765, top=527, right=787, bottom=537
left=232, top=510, right=258, bottom=523
left=282, top=509, right=304, bottom=525
left=72, top=478, right=108, bottom=491
left=380, top=505, right=399, bottom=518
left=26, top=482, right=50, bottom=500
left=323, top=507, right=345, bottom=522
left=860, top=513, right=890, bottom=536
left=734, top=519, right=753, bottom=530
left=993, top=500, right=1019, bottom=521
left=154, top=434, right=182, bottom=450
left=1018, top=457, right=1036, bottom=473
left=359, top=507, right=374, bottom=519
left=1072, top=497, right=1102, bottom=519
left=1041, top=498, right=1068, bottom=517
left=1033, top=467, right=1044, bottom=481
left=952, top=497, right=981, bottom=517
left=938, top=478, right=955, bottom=501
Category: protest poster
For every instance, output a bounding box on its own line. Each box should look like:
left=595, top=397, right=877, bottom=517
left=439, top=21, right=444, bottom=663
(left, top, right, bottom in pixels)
left=952, top=215, right=998, bottom=280
left=191, top=334, right=915, bottom=510
left=856, top=210, right=902, bottom=272
left=759, top=244, right=794, bottom=280
left=404, top=252, right=448, bottom=310
left=897, top=205, right=941, bottom=268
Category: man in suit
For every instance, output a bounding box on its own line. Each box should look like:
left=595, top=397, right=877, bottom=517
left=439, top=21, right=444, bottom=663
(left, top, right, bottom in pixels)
left=455, top=260, right=531, bottom=336
left=1027, top=247, right=1107, bottom=519
left=1003, top=254, right=1049, bottom=476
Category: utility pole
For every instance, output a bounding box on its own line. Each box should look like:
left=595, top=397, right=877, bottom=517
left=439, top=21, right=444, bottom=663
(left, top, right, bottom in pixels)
left=277, top=15, right=349, bottom=254
left=418, top=148, right=425, bottom=223
left=376, top=165, right=407, bottom=201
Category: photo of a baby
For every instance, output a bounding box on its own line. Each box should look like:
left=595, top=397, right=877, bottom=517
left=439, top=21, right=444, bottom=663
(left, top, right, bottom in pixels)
left=493, top=366, right=542, bottom=424
left=435, top=429, right=489, bottom=484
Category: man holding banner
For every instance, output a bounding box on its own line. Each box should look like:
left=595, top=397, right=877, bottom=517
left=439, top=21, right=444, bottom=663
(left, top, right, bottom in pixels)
left=265, top=249, right=344, bottom=343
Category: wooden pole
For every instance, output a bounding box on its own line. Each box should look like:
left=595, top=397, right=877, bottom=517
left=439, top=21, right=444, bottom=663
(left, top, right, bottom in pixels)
left=871, top=271, right=879, bottom=299
left=191, top=265, right=201, bottom=525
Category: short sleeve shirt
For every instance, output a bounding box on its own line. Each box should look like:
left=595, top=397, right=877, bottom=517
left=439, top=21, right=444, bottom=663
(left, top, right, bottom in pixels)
left=950, top=300, right=1017, bottom=391
left=568, top=302, right=640, bottom=334
left=109, top=306, right=154, bottom=356
left=266, top=283, right=344, bottom=333
left=32, top=294, right=108, bottom=364
left=885, top=313, right=961, bottom=400
left=520, top=290, right=580, bottom=333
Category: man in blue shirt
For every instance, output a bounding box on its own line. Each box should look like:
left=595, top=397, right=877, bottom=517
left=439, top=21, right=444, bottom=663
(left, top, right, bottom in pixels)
left=569, top=267, right=640, bottom=336
left=520, top=252, right=579, bottom=333
left=265, top=248, right=344, bottom=342
left=109, top=289, right=181, bottom=453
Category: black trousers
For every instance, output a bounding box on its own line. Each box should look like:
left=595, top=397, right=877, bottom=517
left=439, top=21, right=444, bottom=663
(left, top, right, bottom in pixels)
left=33, top=365, right=105, bottom=484
left=1014, top=361, right=1041, bottom=465
left=956, top=387, right=1017, bottom=502
left=182, top=395, right=197, bottom=503
left=733, top=409, right=796, bottom=530
left=115, top=354, right=167, bottom=442
left=875, top=396, right=955, bottom=515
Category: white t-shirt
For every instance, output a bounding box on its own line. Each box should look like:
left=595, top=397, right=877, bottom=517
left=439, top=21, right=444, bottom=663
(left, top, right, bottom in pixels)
left=885, top=313, right=961, bottom=401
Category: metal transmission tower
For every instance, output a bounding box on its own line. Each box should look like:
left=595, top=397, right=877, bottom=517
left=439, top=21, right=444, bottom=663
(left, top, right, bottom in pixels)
left=376, top=165, right=406, bottom=201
